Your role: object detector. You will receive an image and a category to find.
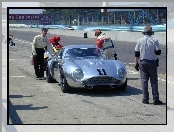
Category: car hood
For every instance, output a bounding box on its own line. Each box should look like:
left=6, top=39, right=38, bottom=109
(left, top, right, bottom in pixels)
left=75, top=59, right=112, bottom=67
left=62, top=59, right=127, bottom=80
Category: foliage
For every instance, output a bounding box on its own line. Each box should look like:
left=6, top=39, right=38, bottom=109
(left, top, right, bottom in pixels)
left=38, top=3, right=167, bottom=25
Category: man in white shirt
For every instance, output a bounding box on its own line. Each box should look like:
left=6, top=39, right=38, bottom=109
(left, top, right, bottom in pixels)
left=32, top=28, right=54, bottom=80
left=134, top=26, right=163, bottom=105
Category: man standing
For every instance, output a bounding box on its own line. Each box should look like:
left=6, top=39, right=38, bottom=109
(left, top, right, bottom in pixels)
left=134, top=26, right=163, bottom=105
left=32, top=28, right=54, bottom=80
left=95, top=30, right=117, bottom=60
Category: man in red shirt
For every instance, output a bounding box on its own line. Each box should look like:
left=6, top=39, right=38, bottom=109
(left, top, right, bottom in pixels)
left=95, top=30, right=117, bottom=60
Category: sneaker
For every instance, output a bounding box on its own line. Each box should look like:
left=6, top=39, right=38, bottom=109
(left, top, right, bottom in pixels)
left=153, top=100, right=163, bottom=105
left=36, top=76, right=39, bottom=80
left=142, top=99, right=149, bottom=104
left=39, top=77, right=45, bottom=80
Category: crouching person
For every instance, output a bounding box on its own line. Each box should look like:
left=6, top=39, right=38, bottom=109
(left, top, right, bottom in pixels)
left=95, top=30, right=117, bottom=60
left=49, top=36, right=63, bottom=53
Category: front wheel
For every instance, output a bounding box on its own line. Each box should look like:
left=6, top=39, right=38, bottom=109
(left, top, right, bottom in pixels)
left=60, top=75, right=71, bottom=93
left=46, top=66, right=56, bottom=83
left=118, top=78, right=127, bottom=91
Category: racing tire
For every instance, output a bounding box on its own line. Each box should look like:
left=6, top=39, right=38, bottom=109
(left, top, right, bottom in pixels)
left=118, top=78, right=127, bottom=91
left=46, top=66, right=55, bottom=83
left=60, top=75, right=71, bottom=93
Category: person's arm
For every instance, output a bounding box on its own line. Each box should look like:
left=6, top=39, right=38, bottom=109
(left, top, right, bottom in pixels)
left=32, top=36, right=37, bottom=55
left=135, top=39, right=140, bottom=62
left=154, top=40, right=161, bottom=55
left=135, top=56, right=139, bottom=64
left=96, top=39, right=103, bottom=49
left=134, top=40, right=140, bottom=71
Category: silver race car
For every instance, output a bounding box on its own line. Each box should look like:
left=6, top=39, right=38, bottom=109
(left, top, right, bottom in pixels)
left=46, top=45, right=127, bottom=93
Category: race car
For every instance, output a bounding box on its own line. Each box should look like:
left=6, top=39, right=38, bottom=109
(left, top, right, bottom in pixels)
left=66, top=25, right=74, bottom=30
left=46, top=44, right=127, bottom=93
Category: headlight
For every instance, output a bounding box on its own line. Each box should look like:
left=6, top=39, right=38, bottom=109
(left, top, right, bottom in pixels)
left=73, top=69, right=84, bottom=80
left=118, top=68, right=126, bottom=78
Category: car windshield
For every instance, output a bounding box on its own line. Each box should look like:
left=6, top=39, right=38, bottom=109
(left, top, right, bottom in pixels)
left=64, top=48, right=105, bottom=59
left=67, top=26, right=73, bottom=28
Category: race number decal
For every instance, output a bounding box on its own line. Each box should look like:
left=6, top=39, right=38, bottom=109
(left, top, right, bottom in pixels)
left=97, top=68, right=107, bottom=75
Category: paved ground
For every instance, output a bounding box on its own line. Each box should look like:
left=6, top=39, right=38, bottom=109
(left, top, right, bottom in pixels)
left=2, top=31, right=173, bottom=131
left=167, top=43, right=174, bottom=77
left=8, top=38, right=166, bottom=123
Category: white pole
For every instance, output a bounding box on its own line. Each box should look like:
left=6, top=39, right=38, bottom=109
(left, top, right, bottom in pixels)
left=103, top=2, right=107, bottom=7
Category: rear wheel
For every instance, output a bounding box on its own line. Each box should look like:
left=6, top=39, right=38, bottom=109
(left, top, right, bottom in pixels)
left=46, top=66, right=55, bottom=83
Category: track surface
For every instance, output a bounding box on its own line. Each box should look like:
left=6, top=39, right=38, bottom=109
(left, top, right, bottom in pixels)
left=8, top=30, right=166, bottom=124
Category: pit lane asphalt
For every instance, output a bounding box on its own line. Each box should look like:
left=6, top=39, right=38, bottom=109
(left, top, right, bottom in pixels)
left=9, top=30, right=166, bottom=75
left=8, top=30, right=166, bottom=124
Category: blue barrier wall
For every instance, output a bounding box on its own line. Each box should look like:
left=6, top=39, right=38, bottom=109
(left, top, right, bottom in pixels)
left=31, top=24, right=166, bottom=32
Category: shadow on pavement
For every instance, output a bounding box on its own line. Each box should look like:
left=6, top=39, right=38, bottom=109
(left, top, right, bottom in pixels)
left=68, top=85, right=142, bottom=97
left=8, top=98, right=48, bottom=124
left=9, top=95, right=34, bottom=98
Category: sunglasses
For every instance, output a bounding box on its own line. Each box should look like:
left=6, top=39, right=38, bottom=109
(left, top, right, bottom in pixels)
left=43, top=30, right=48, bottom=32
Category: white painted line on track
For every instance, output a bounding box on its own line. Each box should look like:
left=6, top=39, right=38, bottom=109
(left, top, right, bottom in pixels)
left=127, top=69, right=174, bottom=84
left=129, top=63, right=135, bottom=65
left=161, top=79, right=166, bottom=82
left=10, top=76, right=26, bottom=78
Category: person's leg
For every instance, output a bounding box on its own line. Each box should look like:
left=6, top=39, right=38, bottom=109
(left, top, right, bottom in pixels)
left=139, top=61, right=149, bottom=103
left=40, top=54, right=45, bottom=78
left=37, top=49, right=45, bottom=79
left=148, top=62, right=162, bottom=105
left=33, top=55, right=40, bottom=79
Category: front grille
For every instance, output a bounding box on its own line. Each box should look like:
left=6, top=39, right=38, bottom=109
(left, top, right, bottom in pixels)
left=83, top=76, right=119, bottom=85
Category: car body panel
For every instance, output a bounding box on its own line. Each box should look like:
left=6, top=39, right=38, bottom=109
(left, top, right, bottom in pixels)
left=46, top=44, right=127, bottom=89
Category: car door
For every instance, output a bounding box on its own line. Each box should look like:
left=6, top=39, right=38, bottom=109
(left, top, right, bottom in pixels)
left=54, top=48, right=64, bottom=82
